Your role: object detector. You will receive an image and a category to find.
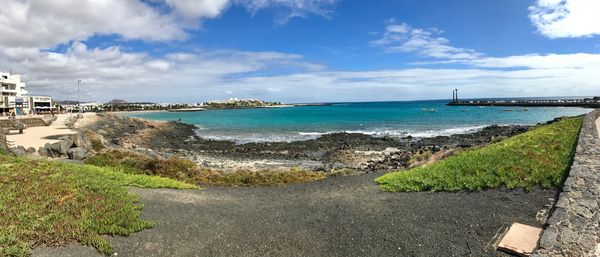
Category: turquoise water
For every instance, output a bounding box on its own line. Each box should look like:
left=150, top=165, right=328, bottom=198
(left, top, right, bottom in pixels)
left=126, top=100, right=590, bottom=143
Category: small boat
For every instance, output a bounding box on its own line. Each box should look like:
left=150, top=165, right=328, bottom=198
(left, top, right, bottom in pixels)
left=461, top=109, right=470, bottom=112
left=422, top=108, right=437, bottom=113
left=523, top=108, right=529, bottom=112
left=502, top=109, right=514, bottom=112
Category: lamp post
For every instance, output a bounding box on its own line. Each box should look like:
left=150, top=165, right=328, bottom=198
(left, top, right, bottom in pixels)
left=77, top=79, right=81, bottom=115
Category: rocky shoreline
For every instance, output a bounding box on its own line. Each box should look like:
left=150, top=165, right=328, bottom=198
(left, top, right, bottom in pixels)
left=83, top=113, right=532, bottom=173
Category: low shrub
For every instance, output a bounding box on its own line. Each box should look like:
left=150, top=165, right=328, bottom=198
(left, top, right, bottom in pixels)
left=0, top=155, right=195, bottom=256
left=375, top=117, right=583, bottom=192
left=85, top=150, right=326, bottom=186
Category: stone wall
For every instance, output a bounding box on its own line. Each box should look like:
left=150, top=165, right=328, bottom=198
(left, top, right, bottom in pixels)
left=0, top=125, right=7, bottom=152
left=0, top=116, right=56, bottom=128
left=534, top=109, right=600, bottom=257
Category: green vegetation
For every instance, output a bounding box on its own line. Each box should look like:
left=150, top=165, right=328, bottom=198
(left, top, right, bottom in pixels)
left=0, top=155, right=196, bottom=257
left=376, top=117, right=583, bottom=192
left=204, top=99, right=282, bottom=109
left=82, top=129, right=105, bottom=152
left=193, top=168, right=326, bottom=186
left=85, top=150, right=326, bottom=186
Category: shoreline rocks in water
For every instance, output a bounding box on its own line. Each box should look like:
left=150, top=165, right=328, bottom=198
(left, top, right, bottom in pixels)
left=81, top=113, right=533, bottom=173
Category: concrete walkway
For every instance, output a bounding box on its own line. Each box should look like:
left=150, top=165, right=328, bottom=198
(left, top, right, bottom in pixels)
left=6, top=114, right=77, bottom=149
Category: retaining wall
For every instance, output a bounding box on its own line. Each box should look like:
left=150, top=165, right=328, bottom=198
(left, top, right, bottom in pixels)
left=0, top=116, right=56, bottom=128
left=534, top=109, right=600, bottom=257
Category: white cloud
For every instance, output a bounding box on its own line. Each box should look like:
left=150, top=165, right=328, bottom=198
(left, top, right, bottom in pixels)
left=0, top=2, right=598, bottom=103
left=370, top=22, right=482, bottom=60
left=529, top=0, right=600, bottom=38
left=238, top=0, right=338, bottom=24
left=0, top=42, right=324, bottom=102
left=164, top=0, right=231, bottom=20
left=0, top=0, right=185, bottom=48
left=472, top=53, right=600, bottom=69
left=0, top=0, right=338, bottom=50
left=3, top=42, right=599, bottom=103
left=157, top=0, right=338, bottom=25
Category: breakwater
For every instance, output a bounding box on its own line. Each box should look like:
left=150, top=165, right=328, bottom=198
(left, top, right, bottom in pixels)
left=534, top=109, right=600, bottom=256
left=448, top=98, right=600, bottom=108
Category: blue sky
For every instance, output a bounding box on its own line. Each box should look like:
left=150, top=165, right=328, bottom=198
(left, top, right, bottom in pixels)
left=1, top=0, right=599, bottom=103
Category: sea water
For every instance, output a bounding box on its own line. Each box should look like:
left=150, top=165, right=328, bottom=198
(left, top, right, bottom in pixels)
left=126, top=100, right=590, bottom=143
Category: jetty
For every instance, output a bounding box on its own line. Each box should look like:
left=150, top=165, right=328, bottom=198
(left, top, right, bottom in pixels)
left=447, top=90, right=600, bottom=108
left=167, top=108, right=204, bottom=112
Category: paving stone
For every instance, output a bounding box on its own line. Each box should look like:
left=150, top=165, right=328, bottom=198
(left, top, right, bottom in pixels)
left=498, top=223, right=542, bottom=257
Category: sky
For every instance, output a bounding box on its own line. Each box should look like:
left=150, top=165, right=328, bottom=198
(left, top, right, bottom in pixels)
left=1, top=0, right=600, bottom=103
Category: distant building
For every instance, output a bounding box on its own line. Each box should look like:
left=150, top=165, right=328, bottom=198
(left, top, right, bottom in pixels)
left=28, top=96, right=55, bottom=113
left=0, top=72, right=57, bottom=115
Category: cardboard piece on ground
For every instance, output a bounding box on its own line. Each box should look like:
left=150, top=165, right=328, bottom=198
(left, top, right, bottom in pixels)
left=497, top=223, right=542, bottom=257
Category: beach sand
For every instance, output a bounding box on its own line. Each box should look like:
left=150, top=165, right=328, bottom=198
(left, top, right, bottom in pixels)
left=6, top=114, right=77, bottom=149
left=597, top=117, right=600, bottom=138
left=73, top=112, right=101, bottom=128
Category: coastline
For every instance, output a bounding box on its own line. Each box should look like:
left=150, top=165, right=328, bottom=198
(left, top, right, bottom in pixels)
left=80, top=113, right=532, bottom=173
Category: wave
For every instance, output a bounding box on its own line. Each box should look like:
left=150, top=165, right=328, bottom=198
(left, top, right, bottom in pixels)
left=195, top=125, right=491, bottom=144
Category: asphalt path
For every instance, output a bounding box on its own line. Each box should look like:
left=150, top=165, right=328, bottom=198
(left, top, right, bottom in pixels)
left=33, top=173, right=554, bottom=257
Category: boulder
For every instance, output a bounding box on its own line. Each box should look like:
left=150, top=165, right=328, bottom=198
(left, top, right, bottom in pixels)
left=26, top=147, right=37, bottom=154
left=9, top=146, right=27, bottom=156
left=38, top=143, right=59, bottom=158
left=67, top=147, right=88, bottom=160
left=70, top=133, right=91, bottom=149
left=49, top=142, right=65, bottom=156
left=57, top=138, right=74, bottom=155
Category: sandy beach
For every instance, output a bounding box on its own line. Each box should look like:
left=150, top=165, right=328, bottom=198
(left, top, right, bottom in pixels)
left=6, top=114, right=77, bottom=149
left=5, top=113, right=103, bottom=150
left=597, top=117, right=600, bottom=138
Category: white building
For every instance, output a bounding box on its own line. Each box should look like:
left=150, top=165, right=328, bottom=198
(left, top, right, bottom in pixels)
left=0, top=72, right=56, bottom=115
left=1, top=72, right=29, bottom=115
left=28, top=96, right=55, bottom=113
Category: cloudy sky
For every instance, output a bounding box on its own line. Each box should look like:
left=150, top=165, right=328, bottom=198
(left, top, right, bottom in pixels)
left=1, top=0, right=599, bottom=103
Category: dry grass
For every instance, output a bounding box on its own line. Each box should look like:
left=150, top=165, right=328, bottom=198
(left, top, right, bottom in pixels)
left=85, top=150, right=326, bottom=186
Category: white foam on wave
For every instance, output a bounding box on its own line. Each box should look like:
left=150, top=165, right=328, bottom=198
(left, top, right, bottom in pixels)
left=406, top=125, right=489, bottom=138
left=195, top=125, right=491, bottom=144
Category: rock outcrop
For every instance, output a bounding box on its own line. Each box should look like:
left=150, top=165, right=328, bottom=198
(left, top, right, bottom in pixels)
left=37, top=132, right=92, bottom=160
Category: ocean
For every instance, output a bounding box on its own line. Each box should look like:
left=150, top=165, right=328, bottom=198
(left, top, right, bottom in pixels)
left=126, top=100, right=591, bottom=143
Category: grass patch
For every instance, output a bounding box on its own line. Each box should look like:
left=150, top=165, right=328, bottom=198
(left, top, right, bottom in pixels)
left=375, top=117, right=583, bottom=192
left=0, top=155, right=196, bottom=257
left=85, top=150, right=326, bottom=186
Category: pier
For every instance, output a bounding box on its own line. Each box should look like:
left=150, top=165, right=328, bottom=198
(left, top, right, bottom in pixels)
left=447, top=91, right=600, bottom=108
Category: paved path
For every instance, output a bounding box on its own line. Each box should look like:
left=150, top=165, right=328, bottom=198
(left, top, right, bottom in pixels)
left=33, top=174, right=555, bottom=257
left=6, top=114, right=76, bottom=149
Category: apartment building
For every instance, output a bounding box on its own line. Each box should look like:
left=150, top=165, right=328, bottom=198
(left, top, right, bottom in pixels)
left=0, top=72, right=55, bottom=115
